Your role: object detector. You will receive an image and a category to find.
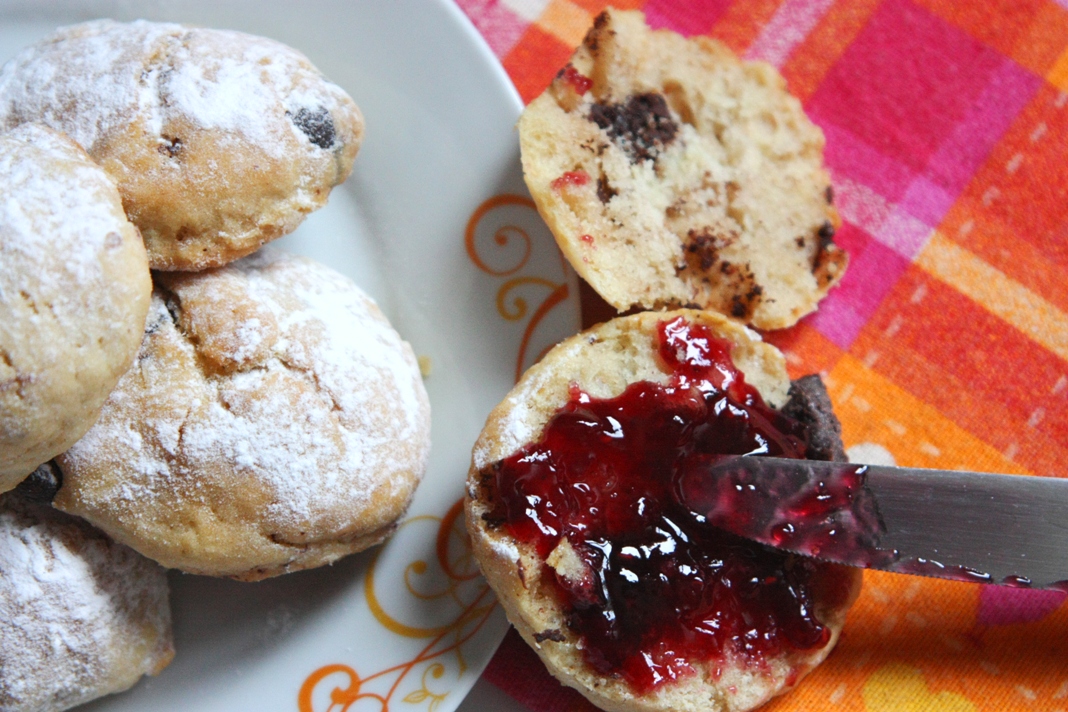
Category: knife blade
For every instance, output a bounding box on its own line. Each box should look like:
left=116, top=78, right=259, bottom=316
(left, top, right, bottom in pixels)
left=674, top=455, right=1068, bottom=591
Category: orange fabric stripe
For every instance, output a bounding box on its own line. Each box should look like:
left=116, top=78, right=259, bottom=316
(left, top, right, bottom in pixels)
left=912, top=0, right=1068, bottom=76
left=826, top=354, right=1027, bottom=474
left=710, top=0, right=786, bottom=55
left=763, top=321, right=846, bottom=382
left=779, top=0, right=882, bottom=101
left=850, top=266, right=1068, bottom=477
left=503, top=24, right=577, bottom=104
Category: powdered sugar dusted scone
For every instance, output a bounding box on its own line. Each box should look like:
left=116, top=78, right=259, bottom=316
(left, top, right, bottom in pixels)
left=0, top=19, right=363, bottom=271
left=55, top=249, right=430, bottom=580
left=0, top=485, right=173, bottom=711
left=519, top=9, right=847, bottom=329
left=466, top=310, right=860, bottom=712
left=0, top=123, right=150, bottom=491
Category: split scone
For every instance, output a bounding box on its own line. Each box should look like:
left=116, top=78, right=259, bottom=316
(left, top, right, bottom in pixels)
left=0, top=123, right=150, bottom=491
left=0, top=19, right=364, bottom=271
left=519, top=9, right=847, bottom=329
left=55, top=249, right=431, bottom=581
left=465, top=310, right=860, bottom=712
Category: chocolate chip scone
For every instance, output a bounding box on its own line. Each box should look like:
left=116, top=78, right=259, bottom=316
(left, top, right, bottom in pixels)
left=519, top=9, right=847, bottom=329
left=0, top=20, right=363, bottom=271
left=55, top=249, right=431, bottom=581
left=0, top=123, right=151, bottom=491
left=465, top=309, right=860, bottom=712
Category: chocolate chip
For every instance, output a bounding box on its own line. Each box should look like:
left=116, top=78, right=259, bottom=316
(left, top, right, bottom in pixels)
left=158, top=135, right=182, bottom=158
left=730, top=295, right=748, bottom=318
left=825, top=185, right=834, bottom=204
left=164, top=295, right=182, bottom=325
left=13, top=461, right=62, bottom=503
left=812, top=221, right=839, bottom=273
left=589, top=93, right=678, bottom=163
left=288, top=106, right=336, bottom=149
left=817, top=221, right=836, bottom=242
left=596, top=174, right=617, bottom=204
left=534, top=628, right=567, bottom=643
left=684, top=228, right=720, bottom=271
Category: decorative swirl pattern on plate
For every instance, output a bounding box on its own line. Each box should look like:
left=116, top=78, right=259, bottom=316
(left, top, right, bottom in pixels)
left=465, top=193, right=571, bottom=380
left=298, top=501, right=495, bottom=712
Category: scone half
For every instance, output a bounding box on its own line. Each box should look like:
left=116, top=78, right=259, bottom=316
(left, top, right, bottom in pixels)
left=465, top=310, right=860, bottom=712
left=519, top=9, right=847, bottom=329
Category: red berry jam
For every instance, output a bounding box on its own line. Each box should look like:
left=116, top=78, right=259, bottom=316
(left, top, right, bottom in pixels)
left=483, top=317, right=846, bottom=693
left=559, top=64, right=593, bottom=95
left=551, top=170, right=590, bottom=190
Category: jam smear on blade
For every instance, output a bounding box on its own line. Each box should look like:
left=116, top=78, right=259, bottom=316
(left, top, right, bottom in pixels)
left=485, top=317, right=847, bottom=693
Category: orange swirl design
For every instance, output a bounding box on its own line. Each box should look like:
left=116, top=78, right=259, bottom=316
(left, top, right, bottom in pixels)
left=464, top=194, right=536, bottom=276
left=299, top=501, right=496, bottom=712
left=464, top=193, right=572, bottom=380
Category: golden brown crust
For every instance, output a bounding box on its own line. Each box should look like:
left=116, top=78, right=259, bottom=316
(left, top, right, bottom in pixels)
left=0, top=20, right=363, bottom=271
left=519, top=9, right=847, bottom=329
left=465, top=310, right=861, bottom=712
left=55, top=250, right=430, bottom=580
left=0, top=123, right=151, bottom=490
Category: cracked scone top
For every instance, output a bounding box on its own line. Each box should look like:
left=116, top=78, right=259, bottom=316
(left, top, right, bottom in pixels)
left=0, top=123, right=150, bottom=491
left=55, top=249, right=431, bottom=581
left=0, top=19, right=363, bottom=271
left=0, top=483, right=173, bottom=712
left=518, top=9, right=847, bottom=329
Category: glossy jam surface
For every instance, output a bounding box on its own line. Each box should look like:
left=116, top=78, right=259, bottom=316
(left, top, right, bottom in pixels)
left=485, top=318, right=848, bottom=692
left=677, top=458, right=889, bottom=567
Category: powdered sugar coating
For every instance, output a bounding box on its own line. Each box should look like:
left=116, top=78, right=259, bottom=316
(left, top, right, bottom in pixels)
left=0, top=492, right=173, bottom=711
left=0, top=20, right=364, bottom=271
left=0, top=123, right=150, bottom=488
left=0, top=19, right=352, bottom=159
left=56, top=249, right=431, bottom=580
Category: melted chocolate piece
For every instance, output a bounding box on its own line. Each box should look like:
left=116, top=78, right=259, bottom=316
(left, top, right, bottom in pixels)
left=288, top=106, right=336, bottom=149
left=484, top=317, right=851, bottom=692
left=14, top=461, right=62, bottom=503
left=589, top=93, right=678, bottom=163
left=596, top=174, right=617, bottom=204
left=817, top=220, right=836, bottom=245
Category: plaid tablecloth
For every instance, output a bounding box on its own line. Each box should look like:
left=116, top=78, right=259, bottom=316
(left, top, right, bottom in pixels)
left=455, top=1, right=1068, bottom=710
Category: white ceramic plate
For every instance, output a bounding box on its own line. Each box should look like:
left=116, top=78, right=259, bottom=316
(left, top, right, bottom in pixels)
left=0, top=1, right=579, bottom=710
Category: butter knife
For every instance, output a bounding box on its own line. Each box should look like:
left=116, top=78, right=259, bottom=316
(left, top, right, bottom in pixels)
left=675, top=455, right=1068, bottom=590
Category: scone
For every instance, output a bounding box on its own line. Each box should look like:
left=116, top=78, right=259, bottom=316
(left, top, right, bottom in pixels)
left=55, top=249, right=431, bottom=581
left=465, top=310, right=860, bottom=712
left=519, top=9, right=847, bottom=329
left=0, top=19, right=364, bottom=271
left=0, top=123, right=151, bottom=491
left=0, top=472, right=173, bottom=712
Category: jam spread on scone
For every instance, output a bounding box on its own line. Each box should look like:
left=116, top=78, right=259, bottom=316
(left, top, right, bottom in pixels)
left=483, top=317, right=853, bottom=692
